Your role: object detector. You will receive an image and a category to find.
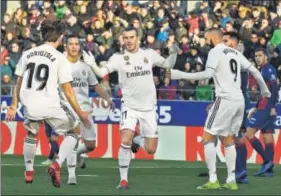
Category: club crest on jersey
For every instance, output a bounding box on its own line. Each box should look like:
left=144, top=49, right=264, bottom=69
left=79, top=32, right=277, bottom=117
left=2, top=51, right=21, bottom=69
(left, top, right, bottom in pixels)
left=82, top=70, right=86, bottom=76
left=124, top=55, right=129, bottom=61
left=144, top=57, right=149, bottom=64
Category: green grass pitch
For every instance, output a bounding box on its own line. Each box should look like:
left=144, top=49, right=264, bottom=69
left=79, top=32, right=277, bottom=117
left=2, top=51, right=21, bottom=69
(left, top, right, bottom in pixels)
left=1, top=155, right=281, bottom=195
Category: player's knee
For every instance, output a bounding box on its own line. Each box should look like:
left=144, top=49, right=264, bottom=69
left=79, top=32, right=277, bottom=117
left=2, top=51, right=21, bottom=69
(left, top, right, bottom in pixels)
left=244, top=128, right=255, bottom=140
left=202, top=131, right=216, bottom=143
left=120, top=129, right=134, bottom=146
left=27, top=131, right=37, bottom=139
left=84, top=141, right=96, bottom=152
left=50, top=135, right=58, bottom=141
left=262, top=133, right=274, bottom=144
left=223, top=136, right=235, bottom=146
left=145, top=147, right=157, bottom=154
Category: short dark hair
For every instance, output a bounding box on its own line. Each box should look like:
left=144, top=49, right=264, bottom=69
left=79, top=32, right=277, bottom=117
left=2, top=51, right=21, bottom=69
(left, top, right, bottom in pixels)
left=205, top=27, right=223, bottom=37
left=255, top=48, right=268, bottom=57
left=224, top=32, right=239, bottom=42
left=123, top=26, right=139, bottom=36
left=65, top=34, right=79, bottom=44
left=41, top=21, right=65, bottom=42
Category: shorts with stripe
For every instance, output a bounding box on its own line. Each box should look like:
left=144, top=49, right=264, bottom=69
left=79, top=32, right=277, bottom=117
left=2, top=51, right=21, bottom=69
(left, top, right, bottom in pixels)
left=204, top=97, right=245, bottom=137
left=23, top=100, right=79, bottom=135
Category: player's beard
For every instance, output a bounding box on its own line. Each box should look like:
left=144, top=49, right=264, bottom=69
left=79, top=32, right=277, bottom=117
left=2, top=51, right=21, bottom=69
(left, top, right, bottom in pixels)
left=207, top=39, right=215, bottom=48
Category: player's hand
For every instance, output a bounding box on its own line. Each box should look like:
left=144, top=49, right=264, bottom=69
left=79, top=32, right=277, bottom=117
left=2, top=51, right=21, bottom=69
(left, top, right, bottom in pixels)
left=78, top=111, right=91, bottom=128
left=247, top=107, right=257, bottom=119
left=206, top=103, right=213, bottom=112
left=5, top=105, right=17, bottom=122
left=82, top=50, right=97, bottom=67
left=108, top=100, right=115, bottom=111
left=270, top=108, right=277, bottom=116
left=261, top=91, right=271, bottom=98
left=168, top=43, right=180, bottom=54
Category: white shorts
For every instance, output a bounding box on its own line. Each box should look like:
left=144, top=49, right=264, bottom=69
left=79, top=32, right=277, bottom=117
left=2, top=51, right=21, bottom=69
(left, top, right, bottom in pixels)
left=120, top=107, right=158, bottom=138
left=204, top=97, right=245, bottom=137
left=79, top=114, right=96, bottom=141
left=57, top=101, right=96, bottom=141
left=23, top=101, right=79, bottom=135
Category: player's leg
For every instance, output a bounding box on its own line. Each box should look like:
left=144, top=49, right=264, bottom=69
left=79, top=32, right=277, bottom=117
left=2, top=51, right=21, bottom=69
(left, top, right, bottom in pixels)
left=260, top=119, right=275, bottom=176
left=76, top=115, right=97, bottom=169
left=235, top=131, right=248, bottom=184
left=137, top=109, right=158, bottom=154
left=197, top=97, right=223, bottom=190
left=245, top=110, right=268, bottom=175
left=23, top=119, right=42, bottom=183
left=67, top=115, right=96, bottom=185
left=117, top=108, right=137, bottom=189
left=46, top=105, right=80, bottom=188
left=42, top=123, right=59, bottom=165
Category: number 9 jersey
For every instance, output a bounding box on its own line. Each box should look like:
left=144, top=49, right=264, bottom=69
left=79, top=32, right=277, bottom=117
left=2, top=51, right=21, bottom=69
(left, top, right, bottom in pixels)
left=206, top=43, right=252, bottom=100
left=15, top=44, right=73, bottom=120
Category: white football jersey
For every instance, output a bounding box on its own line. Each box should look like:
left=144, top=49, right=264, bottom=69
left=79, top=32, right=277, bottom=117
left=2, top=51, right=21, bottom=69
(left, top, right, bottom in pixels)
left=67, top=60, right=98, bottom=112
left=206, top=43, right=252, bottom=100
left=105, top=48, right=166, bottom=111
left=15, top=44, right=73, bottom=116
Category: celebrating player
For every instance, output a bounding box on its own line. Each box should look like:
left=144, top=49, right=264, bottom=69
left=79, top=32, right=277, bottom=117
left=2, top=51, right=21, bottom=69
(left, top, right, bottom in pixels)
left=171, top=28, right=270, bottom=190
left=82, top=26, right=179, bottom=189
left=63, top=34, right=114, bottom=185
left=5, top=22, right=90, bottom=188
left=223, top=32, right=250, bottom=184
left=244, top=48, right=278, bottom=176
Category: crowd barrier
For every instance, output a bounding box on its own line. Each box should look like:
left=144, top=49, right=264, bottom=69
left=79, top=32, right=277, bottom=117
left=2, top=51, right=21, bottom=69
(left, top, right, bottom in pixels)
left=1, top=96, right=281, bottom=164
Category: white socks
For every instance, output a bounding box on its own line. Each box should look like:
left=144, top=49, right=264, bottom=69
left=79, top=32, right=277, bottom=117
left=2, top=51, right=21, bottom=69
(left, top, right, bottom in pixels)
left=23, top=137, right=37, bottom=171
left=133, top=135, right=145, bottom=148
left=56, top=134, right=78, bottom=167
left=76, top=143, right=88, bottom=157
left=118, top=144, right=132, bottom=181
left=67, top=149, right=77, bottom=177
left=225, top=144, right=236, bottom=183
left=204, top=142, right=217, bottom=183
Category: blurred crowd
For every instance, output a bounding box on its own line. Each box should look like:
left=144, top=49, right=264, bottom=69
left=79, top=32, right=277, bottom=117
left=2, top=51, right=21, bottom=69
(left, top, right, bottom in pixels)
left=1, top=0, right=281, bottom=102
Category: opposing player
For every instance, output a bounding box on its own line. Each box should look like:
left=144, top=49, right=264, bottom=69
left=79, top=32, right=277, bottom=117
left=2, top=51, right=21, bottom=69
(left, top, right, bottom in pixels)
left=223, top=32, right=250, bottom=184
left=82, top=26, right=178, bottom=189
left=171, top=28, right=270, bottom=190
left=41, top=123, right=59, bottom=165
left=63, top=34, right=114, bottom=185
left=5, top=22, right=90, bottom=188
left=245, top=48, right=278, bottom=176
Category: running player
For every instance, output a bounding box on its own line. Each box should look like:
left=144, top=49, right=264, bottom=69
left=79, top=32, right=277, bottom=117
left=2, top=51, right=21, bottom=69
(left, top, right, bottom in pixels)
left=82, top=26, right=179, bottom=189
left=171, top=28, right=270, bottom=190
left=63, top=34, right=114, bottom=185
left=5, top=22, right=90, bottom=188
left=245, top=48, right=278, bottom=176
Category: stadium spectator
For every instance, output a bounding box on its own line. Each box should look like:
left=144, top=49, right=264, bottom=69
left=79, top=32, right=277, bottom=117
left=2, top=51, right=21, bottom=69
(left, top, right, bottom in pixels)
left=1, top=74, right=13, bottom=96
left=158, top=77, right=177, bottom=100
left=2, top=0, right=281, bottom=101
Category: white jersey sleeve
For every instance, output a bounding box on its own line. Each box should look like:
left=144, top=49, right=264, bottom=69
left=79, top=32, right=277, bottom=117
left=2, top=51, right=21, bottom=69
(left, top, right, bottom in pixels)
left=88, top=67, right=98, bottom=86
left=239, top=53, right=253, bottom=71
left=15, top=53, right=27, bottom=77
left=205, top=48, right=220, bottom=70
left=149, top=49, right=165, bottom=67
left=58, top=55, right=73, bottom=84
left=104, top=54, right=120, bottom=73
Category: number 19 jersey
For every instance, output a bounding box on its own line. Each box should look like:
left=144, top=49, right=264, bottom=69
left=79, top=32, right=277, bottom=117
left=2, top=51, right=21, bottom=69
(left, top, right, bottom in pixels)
left=206, top=43, right=252, bottom=100
left=15, top=44, right=73, bottom=119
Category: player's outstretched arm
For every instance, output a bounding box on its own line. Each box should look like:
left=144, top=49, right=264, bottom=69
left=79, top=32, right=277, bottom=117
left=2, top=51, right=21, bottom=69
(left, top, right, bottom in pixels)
left=94, top=84, right=115, bottom=110
left=152, top=45, right=179, bottom=69
left=5, top=76, right=23, bottom=121
left=248, top=66, right=271, bottom=97
left=82, top=51, right=110, bottom=78
left=60, top=82, right=91, bottom=127
left=170, top=68, right=215, bottom=80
